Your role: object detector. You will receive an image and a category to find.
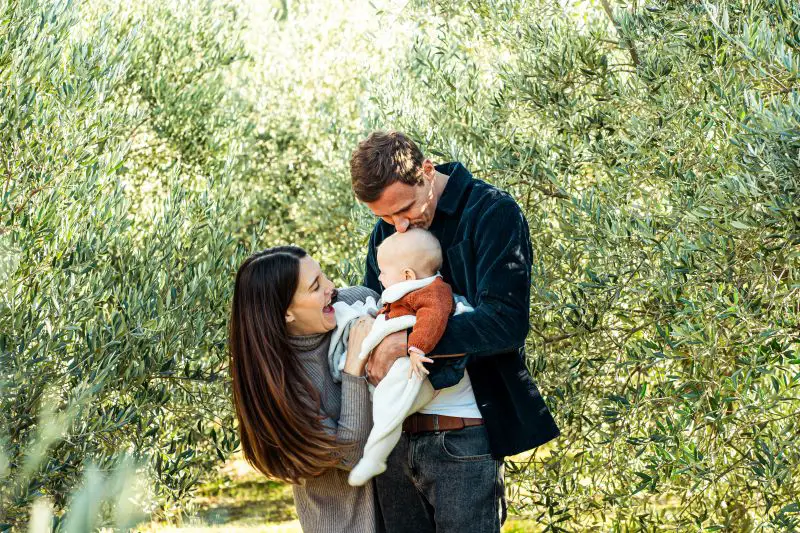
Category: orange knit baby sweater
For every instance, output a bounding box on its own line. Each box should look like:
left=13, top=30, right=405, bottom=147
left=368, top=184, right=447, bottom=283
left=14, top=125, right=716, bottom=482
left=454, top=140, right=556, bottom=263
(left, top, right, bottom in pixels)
left=380, top=277, right=454, bottom=354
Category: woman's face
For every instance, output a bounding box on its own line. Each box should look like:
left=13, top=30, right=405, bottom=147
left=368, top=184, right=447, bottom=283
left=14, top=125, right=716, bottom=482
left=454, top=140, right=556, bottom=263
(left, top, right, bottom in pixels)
left=285, top=255, right=337, bottom=336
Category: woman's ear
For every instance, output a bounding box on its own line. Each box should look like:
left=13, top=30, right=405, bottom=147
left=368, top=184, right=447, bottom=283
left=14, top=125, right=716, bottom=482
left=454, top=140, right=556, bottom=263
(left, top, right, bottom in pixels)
left=285, top=310, right=295, bottom=324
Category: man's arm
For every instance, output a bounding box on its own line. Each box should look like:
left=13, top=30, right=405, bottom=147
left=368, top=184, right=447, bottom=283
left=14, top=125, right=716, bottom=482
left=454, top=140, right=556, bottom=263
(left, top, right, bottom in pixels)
left=428, top=197, right=532, bottom=358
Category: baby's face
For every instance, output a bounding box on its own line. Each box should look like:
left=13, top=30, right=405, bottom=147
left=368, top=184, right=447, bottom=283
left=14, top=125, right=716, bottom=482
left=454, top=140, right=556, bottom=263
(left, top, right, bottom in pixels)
left=376, top=246, right=411, bottom=288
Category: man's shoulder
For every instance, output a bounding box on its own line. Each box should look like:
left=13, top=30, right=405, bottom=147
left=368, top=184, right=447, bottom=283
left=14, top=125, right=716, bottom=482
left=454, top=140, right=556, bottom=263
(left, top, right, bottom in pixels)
left=462, top=177, right=522, bottom=221
left=469, top=177, right=516, bottom=203
left=443, top=161, right=518, bottom=211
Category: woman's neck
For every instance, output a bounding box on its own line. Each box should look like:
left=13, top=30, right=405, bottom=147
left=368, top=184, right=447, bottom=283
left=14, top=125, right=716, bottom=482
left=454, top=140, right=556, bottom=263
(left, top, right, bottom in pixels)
left=288, top=331, right=328, bottom=352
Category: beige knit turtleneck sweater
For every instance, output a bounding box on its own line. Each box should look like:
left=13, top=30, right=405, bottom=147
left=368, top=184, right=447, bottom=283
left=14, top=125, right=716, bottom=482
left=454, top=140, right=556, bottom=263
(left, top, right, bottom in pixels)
left=288, top=285, right=382, bottom=533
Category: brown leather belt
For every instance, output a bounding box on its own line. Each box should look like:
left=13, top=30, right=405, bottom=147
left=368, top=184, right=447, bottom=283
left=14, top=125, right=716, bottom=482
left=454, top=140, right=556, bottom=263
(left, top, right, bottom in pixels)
left=402, top=413, right=484, bottom=434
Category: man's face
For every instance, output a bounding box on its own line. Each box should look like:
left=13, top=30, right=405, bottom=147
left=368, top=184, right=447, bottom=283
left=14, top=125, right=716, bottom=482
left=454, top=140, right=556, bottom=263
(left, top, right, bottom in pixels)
left=365, top=164, right=437, bottom=233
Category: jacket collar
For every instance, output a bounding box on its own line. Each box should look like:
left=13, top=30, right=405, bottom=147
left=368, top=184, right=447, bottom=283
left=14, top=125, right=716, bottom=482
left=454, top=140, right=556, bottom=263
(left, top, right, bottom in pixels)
left=434, top=162, right=472, bottom=216
left=382, top=274, right=441, bottom=303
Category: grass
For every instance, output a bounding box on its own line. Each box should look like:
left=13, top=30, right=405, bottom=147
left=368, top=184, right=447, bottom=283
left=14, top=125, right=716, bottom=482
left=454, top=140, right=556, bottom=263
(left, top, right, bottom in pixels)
left=141, top=455, right=542, bottom=532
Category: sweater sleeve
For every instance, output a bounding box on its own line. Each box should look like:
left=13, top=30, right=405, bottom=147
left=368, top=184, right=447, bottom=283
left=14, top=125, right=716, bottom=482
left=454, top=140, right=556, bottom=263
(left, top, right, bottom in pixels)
left=337, top=285, right=380, bottom=306
left=406, top=280, right=454, bottom=354
left=330, top=372, right=372, bottom=470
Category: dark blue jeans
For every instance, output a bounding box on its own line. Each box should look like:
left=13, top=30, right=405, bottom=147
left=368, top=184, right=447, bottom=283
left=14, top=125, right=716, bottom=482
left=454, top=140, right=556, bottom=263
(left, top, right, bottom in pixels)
left=375, top=425, right=506, bottom=533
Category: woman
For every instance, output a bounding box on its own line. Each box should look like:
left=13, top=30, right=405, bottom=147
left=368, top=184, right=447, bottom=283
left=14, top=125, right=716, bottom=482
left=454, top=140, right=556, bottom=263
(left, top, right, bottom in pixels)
left=229, top=246, right=380, bottom=532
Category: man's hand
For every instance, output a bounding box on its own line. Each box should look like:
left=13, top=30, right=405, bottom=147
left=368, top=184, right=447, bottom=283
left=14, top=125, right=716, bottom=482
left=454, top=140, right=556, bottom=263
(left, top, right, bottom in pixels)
left=366, top=330, right=407, bottom=386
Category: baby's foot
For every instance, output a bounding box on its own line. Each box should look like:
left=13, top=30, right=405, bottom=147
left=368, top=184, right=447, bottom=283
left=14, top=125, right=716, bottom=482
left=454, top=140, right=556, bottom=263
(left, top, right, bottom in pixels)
left=348, top=459, right=387, bottom=486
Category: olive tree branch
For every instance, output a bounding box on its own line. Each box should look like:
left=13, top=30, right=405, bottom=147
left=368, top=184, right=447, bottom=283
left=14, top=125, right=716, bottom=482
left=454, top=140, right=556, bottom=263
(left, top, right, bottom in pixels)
left=599, top=0, right=640, bottom=67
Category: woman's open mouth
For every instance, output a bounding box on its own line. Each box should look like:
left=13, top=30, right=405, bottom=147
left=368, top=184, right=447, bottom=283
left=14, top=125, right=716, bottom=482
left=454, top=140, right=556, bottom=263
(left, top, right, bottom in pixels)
left=323, top=289, right=338, bottom=317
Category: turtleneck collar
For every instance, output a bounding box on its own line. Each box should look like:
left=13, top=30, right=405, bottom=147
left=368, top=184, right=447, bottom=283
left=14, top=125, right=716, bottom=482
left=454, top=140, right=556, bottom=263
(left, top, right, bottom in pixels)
left=288, top=331, right=329, bottom=353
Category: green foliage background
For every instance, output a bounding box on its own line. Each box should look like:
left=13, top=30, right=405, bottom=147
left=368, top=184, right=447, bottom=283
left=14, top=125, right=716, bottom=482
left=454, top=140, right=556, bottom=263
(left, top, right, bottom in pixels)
left=1, top=0, right=798, bottom=530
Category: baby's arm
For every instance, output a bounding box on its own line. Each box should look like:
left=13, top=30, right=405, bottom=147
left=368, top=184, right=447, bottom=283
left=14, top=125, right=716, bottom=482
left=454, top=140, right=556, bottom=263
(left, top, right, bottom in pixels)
left=406, top=280, right=454, bottom=354
left=405, top=280, right=454, bottom=378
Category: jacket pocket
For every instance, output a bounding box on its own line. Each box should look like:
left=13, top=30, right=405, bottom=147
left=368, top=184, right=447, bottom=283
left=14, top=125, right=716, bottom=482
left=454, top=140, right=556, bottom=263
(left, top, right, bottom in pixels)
left=446, top=239, right=474, bottom=299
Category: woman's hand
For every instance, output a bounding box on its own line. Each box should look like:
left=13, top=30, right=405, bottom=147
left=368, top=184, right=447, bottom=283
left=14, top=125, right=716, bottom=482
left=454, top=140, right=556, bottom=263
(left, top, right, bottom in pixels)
left=342, top=315, right=375, bottom=377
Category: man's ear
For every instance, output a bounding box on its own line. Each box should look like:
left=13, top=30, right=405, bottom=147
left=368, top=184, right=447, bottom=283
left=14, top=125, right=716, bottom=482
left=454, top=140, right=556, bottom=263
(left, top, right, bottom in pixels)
left=421, top=159, right=435, bottom=180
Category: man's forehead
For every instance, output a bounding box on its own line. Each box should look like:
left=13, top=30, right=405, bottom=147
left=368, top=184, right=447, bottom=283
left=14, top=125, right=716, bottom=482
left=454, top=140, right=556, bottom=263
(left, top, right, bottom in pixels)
left=366, top=182, right=416, bottom=215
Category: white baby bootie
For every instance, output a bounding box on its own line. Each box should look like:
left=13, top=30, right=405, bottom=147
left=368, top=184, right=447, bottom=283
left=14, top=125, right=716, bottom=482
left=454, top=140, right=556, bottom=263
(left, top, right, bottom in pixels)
left=348, top=458, right=387, bottom=486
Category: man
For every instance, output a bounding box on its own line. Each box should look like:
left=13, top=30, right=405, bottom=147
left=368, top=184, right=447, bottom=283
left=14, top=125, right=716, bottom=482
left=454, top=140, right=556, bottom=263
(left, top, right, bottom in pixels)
left=350, top=131, right=560, bottom=532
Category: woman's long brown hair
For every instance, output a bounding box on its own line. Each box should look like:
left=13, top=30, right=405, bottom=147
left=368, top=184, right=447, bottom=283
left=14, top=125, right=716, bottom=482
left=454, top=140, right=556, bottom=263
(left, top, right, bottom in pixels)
left=229, top=246, right=341, bottom=483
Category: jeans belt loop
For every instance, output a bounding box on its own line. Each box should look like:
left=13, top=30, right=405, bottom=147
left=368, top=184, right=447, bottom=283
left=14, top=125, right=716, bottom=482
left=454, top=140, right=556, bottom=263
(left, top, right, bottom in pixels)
left=433, top=415, right=439, bottom=432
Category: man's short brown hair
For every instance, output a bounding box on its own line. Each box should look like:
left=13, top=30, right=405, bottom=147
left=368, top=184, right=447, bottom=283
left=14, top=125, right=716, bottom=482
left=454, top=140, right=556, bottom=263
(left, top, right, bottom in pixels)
left=350, top=131, right=425, bottom=202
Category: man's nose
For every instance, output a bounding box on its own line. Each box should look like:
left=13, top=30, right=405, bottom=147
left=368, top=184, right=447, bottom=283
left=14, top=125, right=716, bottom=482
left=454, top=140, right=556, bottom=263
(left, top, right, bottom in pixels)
left=394, top=217, right=410, bottom=233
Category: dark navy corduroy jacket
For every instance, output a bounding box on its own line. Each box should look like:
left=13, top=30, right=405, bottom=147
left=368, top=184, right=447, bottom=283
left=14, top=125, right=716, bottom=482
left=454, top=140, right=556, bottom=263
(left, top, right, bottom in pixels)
left=364, top=162, right=560, bottom=458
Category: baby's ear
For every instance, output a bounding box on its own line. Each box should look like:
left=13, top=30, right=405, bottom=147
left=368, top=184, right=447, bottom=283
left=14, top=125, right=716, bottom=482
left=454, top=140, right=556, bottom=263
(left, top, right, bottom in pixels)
left=404, top=268, right=417, bottom=281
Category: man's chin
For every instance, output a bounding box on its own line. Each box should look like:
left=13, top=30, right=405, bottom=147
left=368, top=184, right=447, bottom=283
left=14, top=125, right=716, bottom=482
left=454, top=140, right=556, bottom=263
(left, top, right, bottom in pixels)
left=410, top=221, right=431, bottom=230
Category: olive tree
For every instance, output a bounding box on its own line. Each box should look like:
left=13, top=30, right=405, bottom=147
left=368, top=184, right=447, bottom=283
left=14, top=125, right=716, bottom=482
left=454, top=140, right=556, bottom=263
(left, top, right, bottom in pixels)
left=0, top=0, right=250, bottom=527
left=372, top=0, right=800, bottom=529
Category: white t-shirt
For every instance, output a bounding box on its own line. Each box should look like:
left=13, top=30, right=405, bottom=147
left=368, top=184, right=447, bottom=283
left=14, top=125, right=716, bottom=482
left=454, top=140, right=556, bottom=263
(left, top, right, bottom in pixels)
left=419, top=369, right=482, bottom=418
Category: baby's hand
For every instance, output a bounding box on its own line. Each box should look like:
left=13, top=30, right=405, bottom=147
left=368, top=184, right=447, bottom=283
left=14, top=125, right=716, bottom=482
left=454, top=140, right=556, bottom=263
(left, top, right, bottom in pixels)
left=408, top=346, right=433, bottom=380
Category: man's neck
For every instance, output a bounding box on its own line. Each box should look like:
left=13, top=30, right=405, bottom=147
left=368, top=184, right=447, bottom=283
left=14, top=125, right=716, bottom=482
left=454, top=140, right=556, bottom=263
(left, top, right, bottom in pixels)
left=432, top=169, right=450, bottom=203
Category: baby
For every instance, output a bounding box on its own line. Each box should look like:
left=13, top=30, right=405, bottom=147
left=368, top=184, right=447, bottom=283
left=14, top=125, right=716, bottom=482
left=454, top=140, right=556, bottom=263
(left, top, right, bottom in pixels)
left=366, top=228, right=453, bottom=379
left=344, top=229, right=468, bottom=486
